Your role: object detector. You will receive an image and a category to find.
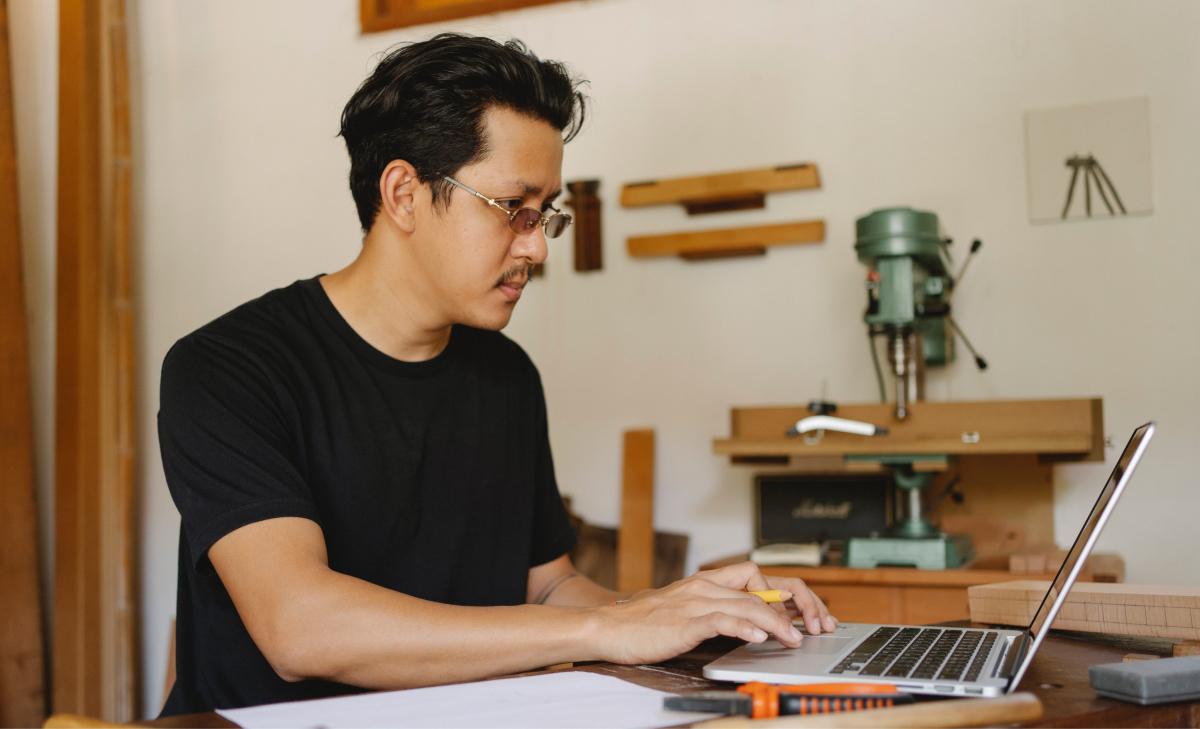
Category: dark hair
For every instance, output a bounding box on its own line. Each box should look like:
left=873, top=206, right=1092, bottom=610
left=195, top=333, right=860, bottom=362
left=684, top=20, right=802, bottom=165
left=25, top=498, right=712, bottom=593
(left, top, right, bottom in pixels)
left=339, top=33, right=587, bottom=231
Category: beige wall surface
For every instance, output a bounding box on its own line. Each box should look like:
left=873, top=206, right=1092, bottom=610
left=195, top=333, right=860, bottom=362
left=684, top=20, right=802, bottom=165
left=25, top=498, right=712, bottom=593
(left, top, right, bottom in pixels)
left=12, top=0, right=1200, bottom=718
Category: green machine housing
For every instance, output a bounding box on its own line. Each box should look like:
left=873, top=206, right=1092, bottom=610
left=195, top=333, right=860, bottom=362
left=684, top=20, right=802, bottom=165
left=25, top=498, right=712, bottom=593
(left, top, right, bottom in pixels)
left=846, top=208, right=977, bottom=569
left=856, top=207, right=954, bottom=369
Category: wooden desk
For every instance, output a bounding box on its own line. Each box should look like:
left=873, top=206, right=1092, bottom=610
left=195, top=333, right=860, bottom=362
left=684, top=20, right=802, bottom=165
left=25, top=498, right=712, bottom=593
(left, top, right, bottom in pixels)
left=138, top=626, right=1200, bottom=728
left=701, top=555, right=1084, bottom=626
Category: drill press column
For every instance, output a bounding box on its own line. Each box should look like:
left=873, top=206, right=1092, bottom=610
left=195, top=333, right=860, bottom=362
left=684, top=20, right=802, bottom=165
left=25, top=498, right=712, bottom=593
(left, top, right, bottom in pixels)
left=857, top=208, right=950, bottom=420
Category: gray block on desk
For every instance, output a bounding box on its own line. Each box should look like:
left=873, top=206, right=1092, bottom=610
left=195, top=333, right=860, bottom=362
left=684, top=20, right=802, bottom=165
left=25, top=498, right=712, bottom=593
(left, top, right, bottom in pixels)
left=1089, top=656, right=1200, bottom=705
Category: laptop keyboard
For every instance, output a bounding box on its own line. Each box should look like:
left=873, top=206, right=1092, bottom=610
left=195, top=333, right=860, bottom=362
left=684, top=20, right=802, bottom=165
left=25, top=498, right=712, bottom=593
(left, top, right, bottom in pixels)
left=829, top=627, right=999, bottom=682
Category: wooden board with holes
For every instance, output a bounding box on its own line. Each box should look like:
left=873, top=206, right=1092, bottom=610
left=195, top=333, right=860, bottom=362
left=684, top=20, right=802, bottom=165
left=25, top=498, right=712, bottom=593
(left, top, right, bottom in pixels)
left=969, top=581, right=1200, bottom=639
left=627, top=220, right=825, bottom=260
left=714, top=398, right=1104, bottom=460
left=621, top=163, right=821, bottom=209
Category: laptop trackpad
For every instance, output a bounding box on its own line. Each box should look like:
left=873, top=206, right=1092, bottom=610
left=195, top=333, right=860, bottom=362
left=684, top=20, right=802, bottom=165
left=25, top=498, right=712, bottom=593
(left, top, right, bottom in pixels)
left=745, top=637, right=853, bottom=655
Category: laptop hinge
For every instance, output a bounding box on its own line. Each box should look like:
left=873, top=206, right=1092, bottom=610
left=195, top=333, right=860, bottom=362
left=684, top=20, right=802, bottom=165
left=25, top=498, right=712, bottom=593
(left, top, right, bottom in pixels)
left=997, top=634, right=1030, bottom=679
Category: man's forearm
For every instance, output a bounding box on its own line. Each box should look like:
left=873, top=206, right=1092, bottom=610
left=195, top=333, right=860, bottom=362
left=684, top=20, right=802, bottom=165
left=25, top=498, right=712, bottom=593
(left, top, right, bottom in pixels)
left=539, top=573, right=628, bottom=607
left=272, top=567, right=609, bottom=689
left=526, top=554, right=637, bottom=607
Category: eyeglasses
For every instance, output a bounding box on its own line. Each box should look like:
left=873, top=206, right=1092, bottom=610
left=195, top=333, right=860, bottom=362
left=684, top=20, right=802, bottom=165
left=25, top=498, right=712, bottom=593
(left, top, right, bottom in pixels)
left=441, top=175, right=573, bottom=239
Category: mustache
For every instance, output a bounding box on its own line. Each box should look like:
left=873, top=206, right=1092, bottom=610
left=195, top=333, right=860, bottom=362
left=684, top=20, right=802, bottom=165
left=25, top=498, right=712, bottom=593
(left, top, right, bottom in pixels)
left=496, top=264, right=532, bottom=287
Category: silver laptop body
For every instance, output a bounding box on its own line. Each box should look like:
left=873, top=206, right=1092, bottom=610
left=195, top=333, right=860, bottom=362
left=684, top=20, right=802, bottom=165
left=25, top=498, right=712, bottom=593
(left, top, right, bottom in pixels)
left=704, top=423, right=1155, bottom=698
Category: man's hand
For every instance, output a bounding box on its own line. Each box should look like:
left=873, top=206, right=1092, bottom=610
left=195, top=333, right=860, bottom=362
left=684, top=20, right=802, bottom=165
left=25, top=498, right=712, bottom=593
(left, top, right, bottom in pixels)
left=594, top=562, right=836, bottom=665
left=762, top=574, right=838, bottom=636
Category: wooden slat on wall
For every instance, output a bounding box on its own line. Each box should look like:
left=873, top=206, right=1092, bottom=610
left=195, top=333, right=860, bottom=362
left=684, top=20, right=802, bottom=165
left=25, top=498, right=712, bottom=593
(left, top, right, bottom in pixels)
left=360, top=0, right=575, bottom=33
left=0, top=0, right=48, bottom=725
left=617, top=430, right=655, bottom=593
left=54, top=0, right=138, bottom=721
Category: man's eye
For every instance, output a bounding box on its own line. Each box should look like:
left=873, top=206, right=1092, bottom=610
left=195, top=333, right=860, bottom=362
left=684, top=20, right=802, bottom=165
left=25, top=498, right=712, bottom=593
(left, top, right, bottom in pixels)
left=498, top=199, right=522, bottom=211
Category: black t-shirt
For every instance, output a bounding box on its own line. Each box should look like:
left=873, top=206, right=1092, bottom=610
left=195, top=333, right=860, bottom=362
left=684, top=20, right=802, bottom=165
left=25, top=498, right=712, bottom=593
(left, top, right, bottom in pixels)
left=158, top=277, right=576, bottom=716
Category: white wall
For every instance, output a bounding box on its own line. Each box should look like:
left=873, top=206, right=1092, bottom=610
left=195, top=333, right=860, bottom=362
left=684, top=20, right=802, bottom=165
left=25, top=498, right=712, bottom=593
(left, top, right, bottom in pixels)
left=12, top=0, right=1199, bottom=719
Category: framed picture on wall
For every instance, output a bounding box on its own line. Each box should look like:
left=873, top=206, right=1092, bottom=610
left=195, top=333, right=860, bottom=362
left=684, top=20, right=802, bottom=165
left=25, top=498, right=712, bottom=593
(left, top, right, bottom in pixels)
left=361, top=0, right=576, bottom=33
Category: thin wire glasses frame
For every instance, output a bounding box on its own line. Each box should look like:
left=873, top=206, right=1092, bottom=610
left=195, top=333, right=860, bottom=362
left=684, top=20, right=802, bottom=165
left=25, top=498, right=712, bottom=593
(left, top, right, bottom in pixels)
left=441, top=174, right=573, bottom=239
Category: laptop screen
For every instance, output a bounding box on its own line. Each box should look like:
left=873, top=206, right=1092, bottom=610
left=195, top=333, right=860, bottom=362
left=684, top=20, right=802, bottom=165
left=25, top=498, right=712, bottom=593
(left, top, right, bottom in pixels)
left=1026, top=423, right=1153, bottom=640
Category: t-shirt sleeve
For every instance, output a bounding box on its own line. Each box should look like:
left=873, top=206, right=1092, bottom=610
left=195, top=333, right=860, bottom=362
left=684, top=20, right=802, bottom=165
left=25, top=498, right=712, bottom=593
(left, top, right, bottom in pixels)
left=159, top=333, right=319, bottom=572
left=527, top=371, right=577, bottom=568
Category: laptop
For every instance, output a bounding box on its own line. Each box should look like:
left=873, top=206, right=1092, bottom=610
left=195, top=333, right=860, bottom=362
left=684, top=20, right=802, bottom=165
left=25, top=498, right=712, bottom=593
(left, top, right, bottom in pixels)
left=704, top=422, right=1155, bottom=698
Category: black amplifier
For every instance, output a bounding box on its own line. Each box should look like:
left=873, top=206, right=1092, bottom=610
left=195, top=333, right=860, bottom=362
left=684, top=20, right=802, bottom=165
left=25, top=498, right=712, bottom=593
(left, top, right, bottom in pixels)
left=755, top=473, right=893, bottom=545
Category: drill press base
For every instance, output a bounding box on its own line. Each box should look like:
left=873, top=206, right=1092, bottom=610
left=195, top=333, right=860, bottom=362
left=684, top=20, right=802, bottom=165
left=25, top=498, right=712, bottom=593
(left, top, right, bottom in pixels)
left=845, top=534, right=974, bottom=570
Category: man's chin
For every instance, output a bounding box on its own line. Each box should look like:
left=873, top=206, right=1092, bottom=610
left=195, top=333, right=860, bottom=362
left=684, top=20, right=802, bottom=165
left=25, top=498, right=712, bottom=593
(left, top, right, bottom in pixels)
left=457, top=305, right=516, bottom=332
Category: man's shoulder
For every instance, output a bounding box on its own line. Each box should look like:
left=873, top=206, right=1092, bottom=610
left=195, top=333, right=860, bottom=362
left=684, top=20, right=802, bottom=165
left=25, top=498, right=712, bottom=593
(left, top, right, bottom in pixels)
left=162, top=278, right=320, bottom=384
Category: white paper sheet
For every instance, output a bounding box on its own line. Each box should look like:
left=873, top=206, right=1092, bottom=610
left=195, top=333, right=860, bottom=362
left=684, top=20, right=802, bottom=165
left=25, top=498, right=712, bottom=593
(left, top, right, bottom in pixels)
left=216, top=670, right=719, bottom=729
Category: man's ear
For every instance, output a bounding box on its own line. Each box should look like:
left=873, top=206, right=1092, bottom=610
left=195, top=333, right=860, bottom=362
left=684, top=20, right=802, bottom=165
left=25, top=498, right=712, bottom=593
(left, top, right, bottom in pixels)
left=377, top=159, right=421, bottom=233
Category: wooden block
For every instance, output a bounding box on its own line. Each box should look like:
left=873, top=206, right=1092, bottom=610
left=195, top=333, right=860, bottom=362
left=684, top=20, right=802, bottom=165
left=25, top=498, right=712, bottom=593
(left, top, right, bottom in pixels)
left=565, top=180, right=602, bottom=272
left=1123, top=653, right=1160, bottom=662
left=1086, top=553, right=1126, bottom=583
left=621, top=163, right=821, bottom=209
left=970, top=582, right=1200, bottom=639
left=617, top=430, right=655, bottom=592
left=627, top=220, right=824, bottom=260
left=1173, top=641, right=1200, bottom=657
left=1166, top=607, right=1193, bottom=628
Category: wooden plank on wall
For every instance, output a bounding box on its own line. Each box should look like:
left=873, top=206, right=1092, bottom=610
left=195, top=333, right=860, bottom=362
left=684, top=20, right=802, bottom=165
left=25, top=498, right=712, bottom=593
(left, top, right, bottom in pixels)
left=617, top=430, right=655, bottom=593
left=621, top=164, right=821, bottom=209
left=627, top=220, right=825, bottom=260
left=0, top=0, right=48, bottom=724
left=360, top=0, right=574, bottom=33
left=54, top=0, right=138, bottom=720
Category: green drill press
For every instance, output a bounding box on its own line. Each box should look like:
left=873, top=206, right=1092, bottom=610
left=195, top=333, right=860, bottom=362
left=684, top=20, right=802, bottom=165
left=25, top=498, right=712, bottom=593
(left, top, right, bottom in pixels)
left=844, top=207, right=985, bottom=570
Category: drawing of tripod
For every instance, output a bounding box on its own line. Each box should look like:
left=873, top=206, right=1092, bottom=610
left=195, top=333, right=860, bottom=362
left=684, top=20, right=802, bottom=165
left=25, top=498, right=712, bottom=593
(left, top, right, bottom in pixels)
left=1061, top=154, right=1126, bottom=218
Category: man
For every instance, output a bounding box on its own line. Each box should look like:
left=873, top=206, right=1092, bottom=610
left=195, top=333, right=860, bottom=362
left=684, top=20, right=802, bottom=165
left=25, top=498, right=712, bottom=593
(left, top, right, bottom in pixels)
left=159, top=33, right=835, bottom=716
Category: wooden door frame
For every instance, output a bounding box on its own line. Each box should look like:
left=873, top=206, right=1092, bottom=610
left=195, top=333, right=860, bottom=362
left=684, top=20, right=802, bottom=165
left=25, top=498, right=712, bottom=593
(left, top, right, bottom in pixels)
left=54, top=0, right=138, bottom=720
left=0, top=0, right=48, bottom=724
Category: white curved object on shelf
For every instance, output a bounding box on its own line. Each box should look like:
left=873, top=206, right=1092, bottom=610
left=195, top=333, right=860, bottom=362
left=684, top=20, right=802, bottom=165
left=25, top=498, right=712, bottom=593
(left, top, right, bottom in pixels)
left=785, top=415, right=889, bottom=438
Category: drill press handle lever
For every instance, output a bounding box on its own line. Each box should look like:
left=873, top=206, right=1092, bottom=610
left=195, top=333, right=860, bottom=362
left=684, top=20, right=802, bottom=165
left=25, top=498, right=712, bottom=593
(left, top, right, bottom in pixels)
left=785, top=415, right=889, bottom=438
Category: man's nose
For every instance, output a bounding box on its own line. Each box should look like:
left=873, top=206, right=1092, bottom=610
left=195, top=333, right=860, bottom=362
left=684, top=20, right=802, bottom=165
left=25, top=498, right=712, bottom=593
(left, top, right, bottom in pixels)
left=512, top=226, right=548, bottom=265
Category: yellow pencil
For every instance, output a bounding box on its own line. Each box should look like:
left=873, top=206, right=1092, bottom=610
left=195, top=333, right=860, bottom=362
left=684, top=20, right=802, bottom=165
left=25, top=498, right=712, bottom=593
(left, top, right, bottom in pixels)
left=749, top=589, right=792, bottom=603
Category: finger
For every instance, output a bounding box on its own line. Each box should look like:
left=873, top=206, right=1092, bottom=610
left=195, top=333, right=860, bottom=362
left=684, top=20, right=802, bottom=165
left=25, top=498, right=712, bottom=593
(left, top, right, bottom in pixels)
left=767, top=577, right=830, bottom=635
left=742, top=563, right=772, bottom=593
left=714, top=596, right=804, bottom=647
left=805, top=587, right=837, bottom=632
left=696, top=561, right=772, bottom=592
left=811, top=591, right=837, bottom=632
left=689, top=612, right=769, bottom=646
left=678, top=578, right=756, bottom=602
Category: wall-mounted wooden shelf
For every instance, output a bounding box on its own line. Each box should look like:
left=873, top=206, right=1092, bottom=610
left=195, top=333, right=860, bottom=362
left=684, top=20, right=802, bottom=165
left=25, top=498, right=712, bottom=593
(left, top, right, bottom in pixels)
left=621, top=163, right=821, bottom=215
left=713, top=398, right=1104, bottom=460
left=627, top=220, right=825, bottom=261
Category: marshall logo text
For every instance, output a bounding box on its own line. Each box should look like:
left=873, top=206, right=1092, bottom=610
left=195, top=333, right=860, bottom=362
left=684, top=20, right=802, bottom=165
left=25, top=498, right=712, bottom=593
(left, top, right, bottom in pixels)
left=791, top=499, right=853, bottom=520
